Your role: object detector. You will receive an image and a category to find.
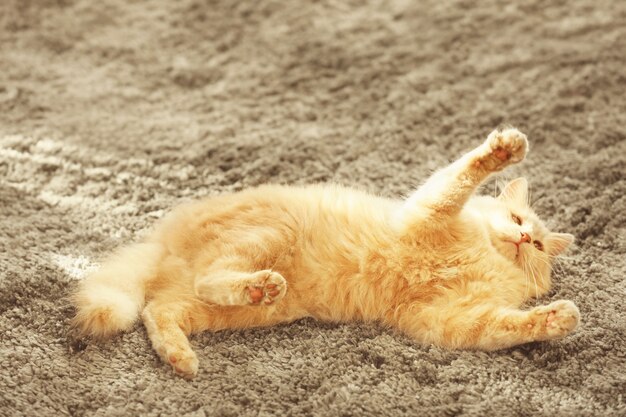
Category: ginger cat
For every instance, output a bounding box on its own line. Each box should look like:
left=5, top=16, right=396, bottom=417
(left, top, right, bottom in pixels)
left=72, top=127, right=579, bottom=378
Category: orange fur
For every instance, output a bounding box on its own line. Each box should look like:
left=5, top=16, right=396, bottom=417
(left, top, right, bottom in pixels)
left=72, top=127, right=579, bottom=378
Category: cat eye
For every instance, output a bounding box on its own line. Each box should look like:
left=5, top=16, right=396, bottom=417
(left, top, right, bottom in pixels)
left=511, top=214, right=522, bottom=225
left=533, top=240, right=544, bottom=251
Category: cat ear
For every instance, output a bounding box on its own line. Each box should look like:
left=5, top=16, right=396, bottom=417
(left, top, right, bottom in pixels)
left=546, top=233, right=575, bottom=256
left=498, top=177, right=528, bottom=206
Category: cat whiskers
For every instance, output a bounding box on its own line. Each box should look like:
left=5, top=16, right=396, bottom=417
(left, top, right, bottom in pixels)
left=521, top=257, right=531, bottom=299
left=530, top=261, right=541, bottom=303
left=534, top=256, right=557, bottom=282
left=522, top=256, right=540, bottom=303
left=534, top=256, right=552, bottom=270
left=519, top=253, right=531, bottom=301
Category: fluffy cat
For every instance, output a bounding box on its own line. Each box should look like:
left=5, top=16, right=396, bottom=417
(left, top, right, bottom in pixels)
left=72, top=127, right=578, bottom=378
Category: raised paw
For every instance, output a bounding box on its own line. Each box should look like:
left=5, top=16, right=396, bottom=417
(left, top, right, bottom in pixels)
left=530, top=300, right=580, bottom=341
left=166, top=348, right=199, bottom=379
left=481, top=127, right=528, bottom=170
left=246, top=270, right=287, bottom=306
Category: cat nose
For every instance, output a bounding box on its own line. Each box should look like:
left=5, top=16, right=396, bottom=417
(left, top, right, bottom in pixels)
left=520, top=232, right=531, bottom=244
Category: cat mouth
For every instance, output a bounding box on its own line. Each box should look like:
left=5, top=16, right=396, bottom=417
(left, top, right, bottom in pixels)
left=506, top=241, right=520, bottom=258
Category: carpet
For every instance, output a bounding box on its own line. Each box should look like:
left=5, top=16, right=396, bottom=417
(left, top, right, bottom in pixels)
left=1, top=0, right=625, bottom=415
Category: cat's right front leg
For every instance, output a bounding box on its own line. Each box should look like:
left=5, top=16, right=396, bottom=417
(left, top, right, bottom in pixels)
left=195, top=269, right=287, bottom=307
left=400, top=128, right=528, bottom=229
left=475, top=127, right=529, bottom=171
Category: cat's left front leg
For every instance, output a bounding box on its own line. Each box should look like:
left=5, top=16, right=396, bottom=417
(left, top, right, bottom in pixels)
left=400, top=128, right=528, bottom=229
left=397, top=298, right=580, bottom=350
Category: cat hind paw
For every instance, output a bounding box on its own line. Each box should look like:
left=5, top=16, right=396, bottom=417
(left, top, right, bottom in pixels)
left=246, top=270, right=287, bottom=306
left=167, top=349, right=199, bottom=379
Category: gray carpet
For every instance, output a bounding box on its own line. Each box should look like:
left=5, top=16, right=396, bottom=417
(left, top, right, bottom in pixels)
left=1, top=0, right=625, bottom=415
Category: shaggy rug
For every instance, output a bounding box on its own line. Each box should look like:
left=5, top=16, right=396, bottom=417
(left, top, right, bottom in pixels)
left=1, top=0, right=625, bottom=415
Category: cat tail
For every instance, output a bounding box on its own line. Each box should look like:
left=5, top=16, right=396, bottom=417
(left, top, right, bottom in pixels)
left=71, top=241, right=163, bottom=339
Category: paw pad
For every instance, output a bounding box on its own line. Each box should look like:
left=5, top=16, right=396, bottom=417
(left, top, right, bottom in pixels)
left=494, top=147, right=511, bottom=161
left=484, top=128, right=528, bottom=167
left=532, top=300, right=580, bottom=341
left=246, top=270, right=287, bottom=306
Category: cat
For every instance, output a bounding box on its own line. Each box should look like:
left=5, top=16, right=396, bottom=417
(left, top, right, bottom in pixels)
left=71, top=127, right=579, bottom=378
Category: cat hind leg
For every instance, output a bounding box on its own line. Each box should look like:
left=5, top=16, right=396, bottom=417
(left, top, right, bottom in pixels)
left=195, top=269, right=287, bottom=307
left=244, top=270, right=287, bottom=306
left=141, top=301, right=199, bottom=378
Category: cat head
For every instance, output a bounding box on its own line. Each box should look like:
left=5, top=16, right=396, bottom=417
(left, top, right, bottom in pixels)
left=474, top=178, right=574, bottom=295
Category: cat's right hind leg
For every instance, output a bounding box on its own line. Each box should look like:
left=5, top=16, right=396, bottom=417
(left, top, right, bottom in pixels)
left=195, top=269, right=287, bottom=307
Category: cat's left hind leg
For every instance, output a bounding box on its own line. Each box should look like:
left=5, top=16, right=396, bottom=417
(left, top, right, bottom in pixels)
left=141, top=301, right=199, bottom=378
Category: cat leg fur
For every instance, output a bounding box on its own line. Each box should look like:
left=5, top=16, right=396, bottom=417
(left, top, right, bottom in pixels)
left=195, top=268, right=287, bottom=306
left=194, top=257, right=287, bottom=306
left=141, top=301, right=199, bottom=379
left=142, top=296, right=300, bottom=378
left=398, top=299, right=580, bottom=350
left=400, top=127, right=528, bottom=229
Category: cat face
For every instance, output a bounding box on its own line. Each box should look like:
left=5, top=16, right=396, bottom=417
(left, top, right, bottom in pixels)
left=473, top=178, right=574, bottom=293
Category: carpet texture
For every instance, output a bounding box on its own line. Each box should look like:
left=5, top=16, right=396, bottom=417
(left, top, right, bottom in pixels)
left=1, top=0, right=625, bottom=416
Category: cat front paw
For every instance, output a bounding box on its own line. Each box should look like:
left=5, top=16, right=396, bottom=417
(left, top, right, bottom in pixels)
left=481, top=127, right=528, bottom=170
left=246, top=270, right=287, bottom=306
left=530, top=300, right=580, bottom=341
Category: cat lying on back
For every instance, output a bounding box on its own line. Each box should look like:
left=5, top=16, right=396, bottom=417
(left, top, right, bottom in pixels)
left=72, top=127, right=578, bottom=378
